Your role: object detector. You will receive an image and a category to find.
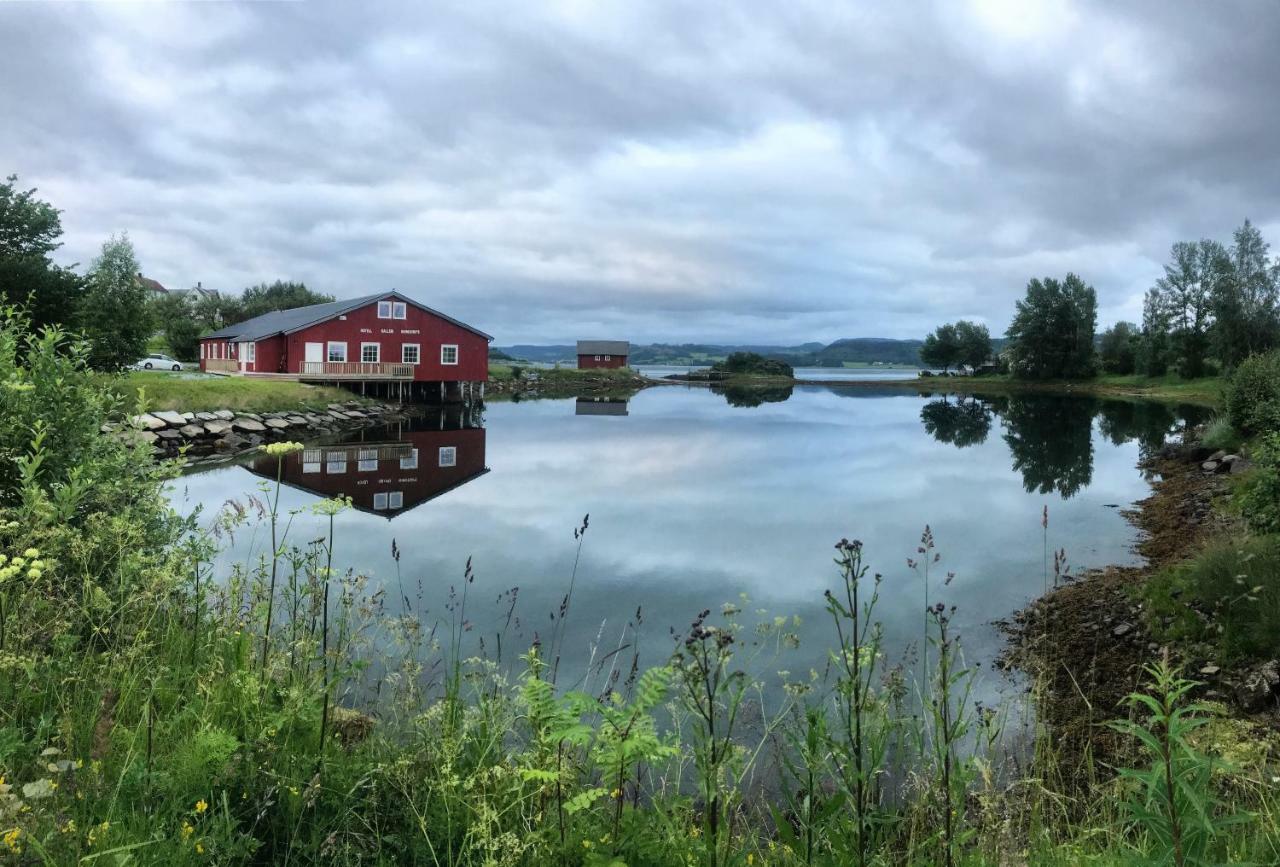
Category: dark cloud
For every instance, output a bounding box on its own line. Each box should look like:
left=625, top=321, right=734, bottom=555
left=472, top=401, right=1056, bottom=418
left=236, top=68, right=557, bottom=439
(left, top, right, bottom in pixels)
left=2, top=0, right=1279, bottom=343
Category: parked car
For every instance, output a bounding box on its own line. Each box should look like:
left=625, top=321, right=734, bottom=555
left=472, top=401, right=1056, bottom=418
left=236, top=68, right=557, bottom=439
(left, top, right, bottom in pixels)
left=134, top=353, right=183, bottom=371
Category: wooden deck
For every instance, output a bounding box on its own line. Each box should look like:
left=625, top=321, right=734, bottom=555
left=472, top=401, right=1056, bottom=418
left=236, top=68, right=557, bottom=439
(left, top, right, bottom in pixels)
left=299, top=361, right=414, bottom=380
left=204, top=361, right=414, bottom=380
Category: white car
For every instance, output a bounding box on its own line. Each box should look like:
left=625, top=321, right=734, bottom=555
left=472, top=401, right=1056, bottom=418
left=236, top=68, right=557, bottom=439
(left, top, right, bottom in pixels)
left=134, top=353, right=183, bottom=371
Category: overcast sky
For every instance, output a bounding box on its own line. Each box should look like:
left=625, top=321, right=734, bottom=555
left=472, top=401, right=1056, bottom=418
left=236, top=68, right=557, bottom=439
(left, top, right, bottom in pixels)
left=3, top=1, right=1278, bottom=344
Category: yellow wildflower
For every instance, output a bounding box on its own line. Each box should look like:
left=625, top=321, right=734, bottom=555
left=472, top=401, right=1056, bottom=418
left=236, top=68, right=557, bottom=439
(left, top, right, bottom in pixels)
left=195, top=799, right=208, bottom=814
left=196, top=841, right=205, bottom=854
left=3, top=828, right=21, bottom=851
left=182, top=821, right=194, bottom=840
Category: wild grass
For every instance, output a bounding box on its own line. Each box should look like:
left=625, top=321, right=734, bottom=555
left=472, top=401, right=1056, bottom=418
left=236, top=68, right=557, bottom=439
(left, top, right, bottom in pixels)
left=114, top=371, right=369, bottom=412
left=1143, top=534, right=1280, bottom=663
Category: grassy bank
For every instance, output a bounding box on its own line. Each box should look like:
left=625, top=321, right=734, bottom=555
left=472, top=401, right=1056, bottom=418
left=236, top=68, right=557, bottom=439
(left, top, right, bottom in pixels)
left=116, top=371, right=373, bottom=413
left=808, top=372, right=1226, bottom=405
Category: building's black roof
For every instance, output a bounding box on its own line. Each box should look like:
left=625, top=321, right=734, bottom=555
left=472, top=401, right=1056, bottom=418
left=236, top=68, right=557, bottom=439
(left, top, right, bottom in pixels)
left=201, top=290, right=492, bottom=342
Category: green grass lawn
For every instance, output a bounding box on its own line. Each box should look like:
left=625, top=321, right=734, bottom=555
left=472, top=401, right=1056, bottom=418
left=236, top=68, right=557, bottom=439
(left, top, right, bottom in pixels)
left=113, top=371, right=370, bottom=413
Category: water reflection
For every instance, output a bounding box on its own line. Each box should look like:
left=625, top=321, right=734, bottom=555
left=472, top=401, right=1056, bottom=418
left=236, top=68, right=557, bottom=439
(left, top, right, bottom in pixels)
left=245, top=407, right=488, bottom=519
left=576, top=397, right=630, bottom=416
left=919, top=395, right=992, bottom=448
left=919, top=394, right=1210, bottom=499
left=712, top=383, right=794, bottom=407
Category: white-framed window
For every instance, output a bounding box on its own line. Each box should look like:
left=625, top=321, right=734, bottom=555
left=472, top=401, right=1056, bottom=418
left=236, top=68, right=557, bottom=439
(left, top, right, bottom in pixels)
left=302, top=449, right=322, bottom=474
left=377, top=300, right=392, bottom=319
left=327, top=342, right=347, bottom=363
left=361, top=342, right=380, bottom=363
left=373, top=492, right=388, bottom=510
left=441, top=344, right=459, bottom=365
left=358, top=448, right=378, bottom=472
left=438, top=446, right=457, bottom=467
left=392, top=301, right=407, bottom=319
left=388, top=491, right=404, bottom=509
left=200, top=343, right=206, bottom=360
left=326, top=458, right=347, bottom=474
left=400, top=448, right=418, bottom=470
left=229, top=343, right=237, bottom=357
left=604, top=355, right=611, bottom=361
left=245, top=342, right=256, bottom=362
left=594, top=355, right=601, bottom=361
left=402, top=343, right=420, bottom=364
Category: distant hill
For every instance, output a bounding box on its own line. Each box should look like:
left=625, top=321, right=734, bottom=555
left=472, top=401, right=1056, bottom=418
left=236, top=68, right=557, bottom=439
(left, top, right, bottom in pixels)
left=807, top=338, right=924, bottom=366
left=493, top=338, right=931, bottom=367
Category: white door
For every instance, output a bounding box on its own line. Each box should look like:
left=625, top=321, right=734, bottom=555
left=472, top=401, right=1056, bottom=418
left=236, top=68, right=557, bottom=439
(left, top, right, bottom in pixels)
left=238, top=342, right=250, bottom=371
left=305, top=342, right=323, bottom=370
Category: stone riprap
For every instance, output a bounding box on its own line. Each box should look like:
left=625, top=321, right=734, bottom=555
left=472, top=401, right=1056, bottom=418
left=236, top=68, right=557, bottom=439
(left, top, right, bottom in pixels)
left=111, top=401, right=408, bottom=465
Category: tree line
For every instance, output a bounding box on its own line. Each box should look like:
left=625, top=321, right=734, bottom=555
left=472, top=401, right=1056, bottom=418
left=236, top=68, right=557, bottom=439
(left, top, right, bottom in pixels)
left=0, top=174, right=334, bottom=369
left=923, top=218, right=1280, bottom=380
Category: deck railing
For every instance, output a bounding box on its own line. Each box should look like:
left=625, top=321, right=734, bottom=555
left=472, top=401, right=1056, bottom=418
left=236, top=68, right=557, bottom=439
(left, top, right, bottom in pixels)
left=299, top=361, right=414, bottom=379
left=205, top=358, right=238, bottom=374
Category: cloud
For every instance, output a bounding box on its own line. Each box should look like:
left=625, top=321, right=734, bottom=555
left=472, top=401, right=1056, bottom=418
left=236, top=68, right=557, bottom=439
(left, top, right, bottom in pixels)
left=2, top=0, right=1278, bottom=343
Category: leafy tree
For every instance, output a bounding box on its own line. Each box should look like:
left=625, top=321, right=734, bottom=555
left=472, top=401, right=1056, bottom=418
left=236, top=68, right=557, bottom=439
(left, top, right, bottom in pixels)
left=1154, top=240, right=1223, bottom=378
left=193, top=290, right=243, bottom=330
left=953, top=320, right=992, bottom=370
left=234, top=280, right=334, bottom=323
left=1099, top=321, right=1140, bottom=375
left=920, top=323, right=960, bottom=372
left=151, top=291, right=202, bottom=360
left=1140, top=288, right=1172, bottom=376
left=0, top=175, right=84, bottom=334
left=1005, top=273, right=1097, bottom=379
left=78, top=234, right=152, bottom=371
left=1213, top=219, right=1280, bottom=369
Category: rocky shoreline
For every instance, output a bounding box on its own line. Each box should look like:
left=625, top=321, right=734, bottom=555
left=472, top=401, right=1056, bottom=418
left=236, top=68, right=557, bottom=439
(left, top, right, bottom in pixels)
left=1000, top=435, right=1276, bottom=782
left=109, top=400, right=411, bottom=465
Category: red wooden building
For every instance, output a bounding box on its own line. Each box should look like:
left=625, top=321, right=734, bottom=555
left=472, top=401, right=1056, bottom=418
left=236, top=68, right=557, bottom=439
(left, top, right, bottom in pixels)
left=199, top=290, right=491, bottom=399
left=576, top=340, right=629, bottom=369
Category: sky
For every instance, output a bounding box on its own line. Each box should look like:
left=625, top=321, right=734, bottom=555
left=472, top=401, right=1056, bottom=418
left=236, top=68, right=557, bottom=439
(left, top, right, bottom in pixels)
left=3, top=1, right=1279, bottom=345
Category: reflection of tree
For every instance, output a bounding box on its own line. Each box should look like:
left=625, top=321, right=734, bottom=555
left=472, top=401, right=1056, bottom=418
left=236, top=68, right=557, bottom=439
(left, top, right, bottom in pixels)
left=1095, top=400, right=1213, bottom=453
left=713, top=384, right=793, bottom=408
left=1000, top=395, right=1098, bottom=498
left=920, top=396, right=993, bottom=448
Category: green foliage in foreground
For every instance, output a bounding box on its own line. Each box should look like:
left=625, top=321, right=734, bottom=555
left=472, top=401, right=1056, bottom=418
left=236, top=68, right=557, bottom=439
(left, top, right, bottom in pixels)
left=1143, top=534, right=1280, bottom=664
left=2, top=312, right=1280, bottom=865
left=1224, top=350, right=1280, bottom=436
left=117, top=371, right=366, bottom=413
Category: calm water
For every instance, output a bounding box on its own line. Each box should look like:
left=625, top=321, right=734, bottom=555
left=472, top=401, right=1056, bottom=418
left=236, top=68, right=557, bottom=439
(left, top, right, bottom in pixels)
left=171, top=386, right=1204, bottom=700
left=635, top=364, right=930, bottom=381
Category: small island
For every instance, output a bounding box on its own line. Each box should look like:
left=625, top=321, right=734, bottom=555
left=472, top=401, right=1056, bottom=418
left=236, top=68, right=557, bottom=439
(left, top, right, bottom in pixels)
left=664, top=351, right=796, bottom=383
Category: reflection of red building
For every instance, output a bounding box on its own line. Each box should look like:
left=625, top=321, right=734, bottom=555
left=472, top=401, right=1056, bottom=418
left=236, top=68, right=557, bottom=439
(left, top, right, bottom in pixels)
left=576, top=340, right=629, bottom=369
left=248, top=427, right=487, bottom=518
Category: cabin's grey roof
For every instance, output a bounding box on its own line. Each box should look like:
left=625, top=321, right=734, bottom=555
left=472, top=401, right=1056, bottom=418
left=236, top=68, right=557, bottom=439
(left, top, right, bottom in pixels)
left=576, top=340, right=629, bottom=356
left=201, top=290, right=493, bottom=342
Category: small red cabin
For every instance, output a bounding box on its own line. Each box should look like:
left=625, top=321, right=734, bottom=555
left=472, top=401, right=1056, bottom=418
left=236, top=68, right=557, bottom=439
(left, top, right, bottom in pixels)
left=577, top=340, right=629, bottom=369
left=199, top=291, right=491, bottom=394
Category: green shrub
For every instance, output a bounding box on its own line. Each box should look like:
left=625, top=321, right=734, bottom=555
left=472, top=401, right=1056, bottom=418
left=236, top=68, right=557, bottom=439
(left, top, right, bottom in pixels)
left=1238, top=432, right=1280, bottom=534
left=1224, top=351, right=1280, bottom=436
left=1199, top=415, right=1240, bottom=453
left=1143, top=534, right=1280, bottom=663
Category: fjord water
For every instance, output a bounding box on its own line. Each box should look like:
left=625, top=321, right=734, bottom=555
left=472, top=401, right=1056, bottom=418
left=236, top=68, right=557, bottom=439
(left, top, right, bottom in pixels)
left=172, top=386, right=1204, bottom=697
